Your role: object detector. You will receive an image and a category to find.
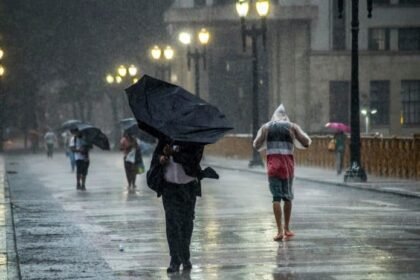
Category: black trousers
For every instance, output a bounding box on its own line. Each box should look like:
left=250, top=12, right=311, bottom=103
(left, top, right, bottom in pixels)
left=162, top=181, right=197, bottom=265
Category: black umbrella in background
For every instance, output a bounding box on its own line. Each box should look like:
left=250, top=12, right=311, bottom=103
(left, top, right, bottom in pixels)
left=125, top=75, right=233, bottom=144
left=76, top=123, right=110, bottom=150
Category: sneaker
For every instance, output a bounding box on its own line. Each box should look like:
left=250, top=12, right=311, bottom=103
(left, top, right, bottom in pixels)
left=81, top=185, right=86, bottom=191
left=76, top=183, right=81, bottom=190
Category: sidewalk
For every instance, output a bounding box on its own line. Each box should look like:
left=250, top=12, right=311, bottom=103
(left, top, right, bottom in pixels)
left=203, top=155, right=420, bottom=198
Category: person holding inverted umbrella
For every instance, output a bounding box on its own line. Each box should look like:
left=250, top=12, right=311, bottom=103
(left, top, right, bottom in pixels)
left=69, top=124, right=110, bottom=191
left=125, top=75, right=233, bottom=273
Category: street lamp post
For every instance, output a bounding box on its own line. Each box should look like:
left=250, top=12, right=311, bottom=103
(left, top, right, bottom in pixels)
left=338, top=0, right=372, bottom=182
left=361, top=108, right=377, bottom=134
left=150, top=45, right=174, bottom=81
left=178, top=28, right=210, bottom=98
left=105, top=64, right=138, bottom=148
left=105, top=74, right=121, bottom=149
left=0, top=47, right=5, bottom=152
left=236, top=0, right=269, bottom=167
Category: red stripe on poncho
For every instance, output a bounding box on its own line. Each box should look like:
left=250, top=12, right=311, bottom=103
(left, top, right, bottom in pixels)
left=267, top=154, right=295, bottom=179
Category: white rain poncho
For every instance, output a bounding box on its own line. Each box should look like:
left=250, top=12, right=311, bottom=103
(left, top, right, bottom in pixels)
left=254, top=104, right=312, bottom=151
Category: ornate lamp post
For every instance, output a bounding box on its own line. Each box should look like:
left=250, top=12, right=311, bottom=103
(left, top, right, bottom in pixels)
left=338, top=0, right=372, bottom=182
left=105, top=73, right=121, bottom=148
left=178, top=28, right=210, bottom=98
left=105, top=64, right=139, bottom=148
left=150, top=45, right=174, bottom=81
left=236, top=0, right=269, bottom=167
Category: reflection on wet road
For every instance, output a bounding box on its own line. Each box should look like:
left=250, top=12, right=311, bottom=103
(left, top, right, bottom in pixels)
left=6, top=152, right=420, bottom=279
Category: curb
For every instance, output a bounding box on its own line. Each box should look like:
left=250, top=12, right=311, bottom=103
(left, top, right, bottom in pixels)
left=0, top=156, right=21, bottom=279
left=207, top=163, right=420, bottom=199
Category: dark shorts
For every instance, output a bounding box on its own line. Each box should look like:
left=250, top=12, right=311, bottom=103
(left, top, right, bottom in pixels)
left=76, top=160, right=90, bottom=176
left=269, top=177, right=294, bottom=202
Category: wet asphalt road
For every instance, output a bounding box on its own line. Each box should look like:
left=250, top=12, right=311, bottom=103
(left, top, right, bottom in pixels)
left=4, top=152, right=420, bottom=280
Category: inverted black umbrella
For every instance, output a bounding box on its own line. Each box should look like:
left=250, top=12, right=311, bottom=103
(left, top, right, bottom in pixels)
left=61, top=119, right=83, bottom=131
left=76, top=123, right=110, bottom=150
left=125, top=75, right=233, bottom=144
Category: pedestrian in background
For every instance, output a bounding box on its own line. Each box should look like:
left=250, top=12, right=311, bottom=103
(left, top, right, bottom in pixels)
left=44, top=130, right=57, bottom=158
left=69, top=128, right=91, bottom=191
left=28, top=130, right=39, bottom=153
left=334, top=131, right=346, bottom=175
left=119, top=132, right=140, bottom=191
left=63, top=131, right=76, bottom=172
left=253, top=104, right=311, bottom=242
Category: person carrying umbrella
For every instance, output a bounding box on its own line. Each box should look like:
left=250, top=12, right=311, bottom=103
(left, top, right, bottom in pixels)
left=253, top=104, right=311, bottom=242
left=325, top=122, right=349, bottom=175
left=125, top=75, right=232, bottom=273
left=149, top=139, right=205, bottom=273
left=119, top=131, right=141, bottom=191
left=69, top=128, right=91, bottom=191
left=334, top=131, right=346, bottom=175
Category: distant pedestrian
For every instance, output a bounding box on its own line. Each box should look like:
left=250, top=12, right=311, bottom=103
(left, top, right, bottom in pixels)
left=44, top=130, right=57, bottom=158
left=334, top=131, right=346, bottom=175
left=148, top=139, right=207, bottom=273
left=253, top=104, right=311, bottom=242
left=63, top=131, right=76, bottom=172
left=28, top=130, right=39, bottom=153
left=69, top=128, right=91, bottom=191
left=119, top=132, right=142, bottom=191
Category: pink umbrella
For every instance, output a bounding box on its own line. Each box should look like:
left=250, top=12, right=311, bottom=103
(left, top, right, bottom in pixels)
left=325, top=122, right=350, bottom=133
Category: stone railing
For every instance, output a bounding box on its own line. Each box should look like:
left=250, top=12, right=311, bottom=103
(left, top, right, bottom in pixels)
left=205, top=134, right=420, bottom=180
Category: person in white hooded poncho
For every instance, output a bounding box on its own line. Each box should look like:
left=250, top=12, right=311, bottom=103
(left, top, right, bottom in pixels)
left=253, top=104, right=312, bottom=241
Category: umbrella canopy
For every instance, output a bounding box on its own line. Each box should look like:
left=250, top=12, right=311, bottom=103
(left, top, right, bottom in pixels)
left=76, top=123, right=110, bottom=150
left=119, top=118, right=137, bottom=130
left=325, top=122, right=350, bottom=133
left=119, top=118, right=139, bottom=135
left=125, top=75, right=233, bottom=144
left=119, top=118, right=156, bottom=143
left=61, top=119, right=83, bottom=131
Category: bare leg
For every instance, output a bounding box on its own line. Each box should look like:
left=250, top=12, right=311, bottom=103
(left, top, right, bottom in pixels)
left=273, top=202, right=283, bottom=240
left=129, top=164, right=136, bottom=189
left=131, top=172, right=137, bottom=188
left=284, top=201, right=294, bottom=236
left=124, top=162, right=130, bottom=188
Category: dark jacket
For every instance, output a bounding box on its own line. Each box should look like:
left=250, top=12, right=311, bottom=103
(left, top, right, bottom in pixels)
left=146, top=140, right=203, bottom=197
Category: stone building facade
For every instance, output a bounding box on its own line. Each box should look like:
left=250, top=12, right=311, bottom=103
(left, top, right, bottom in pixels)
left=164, top=0, right=420, bottom=136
